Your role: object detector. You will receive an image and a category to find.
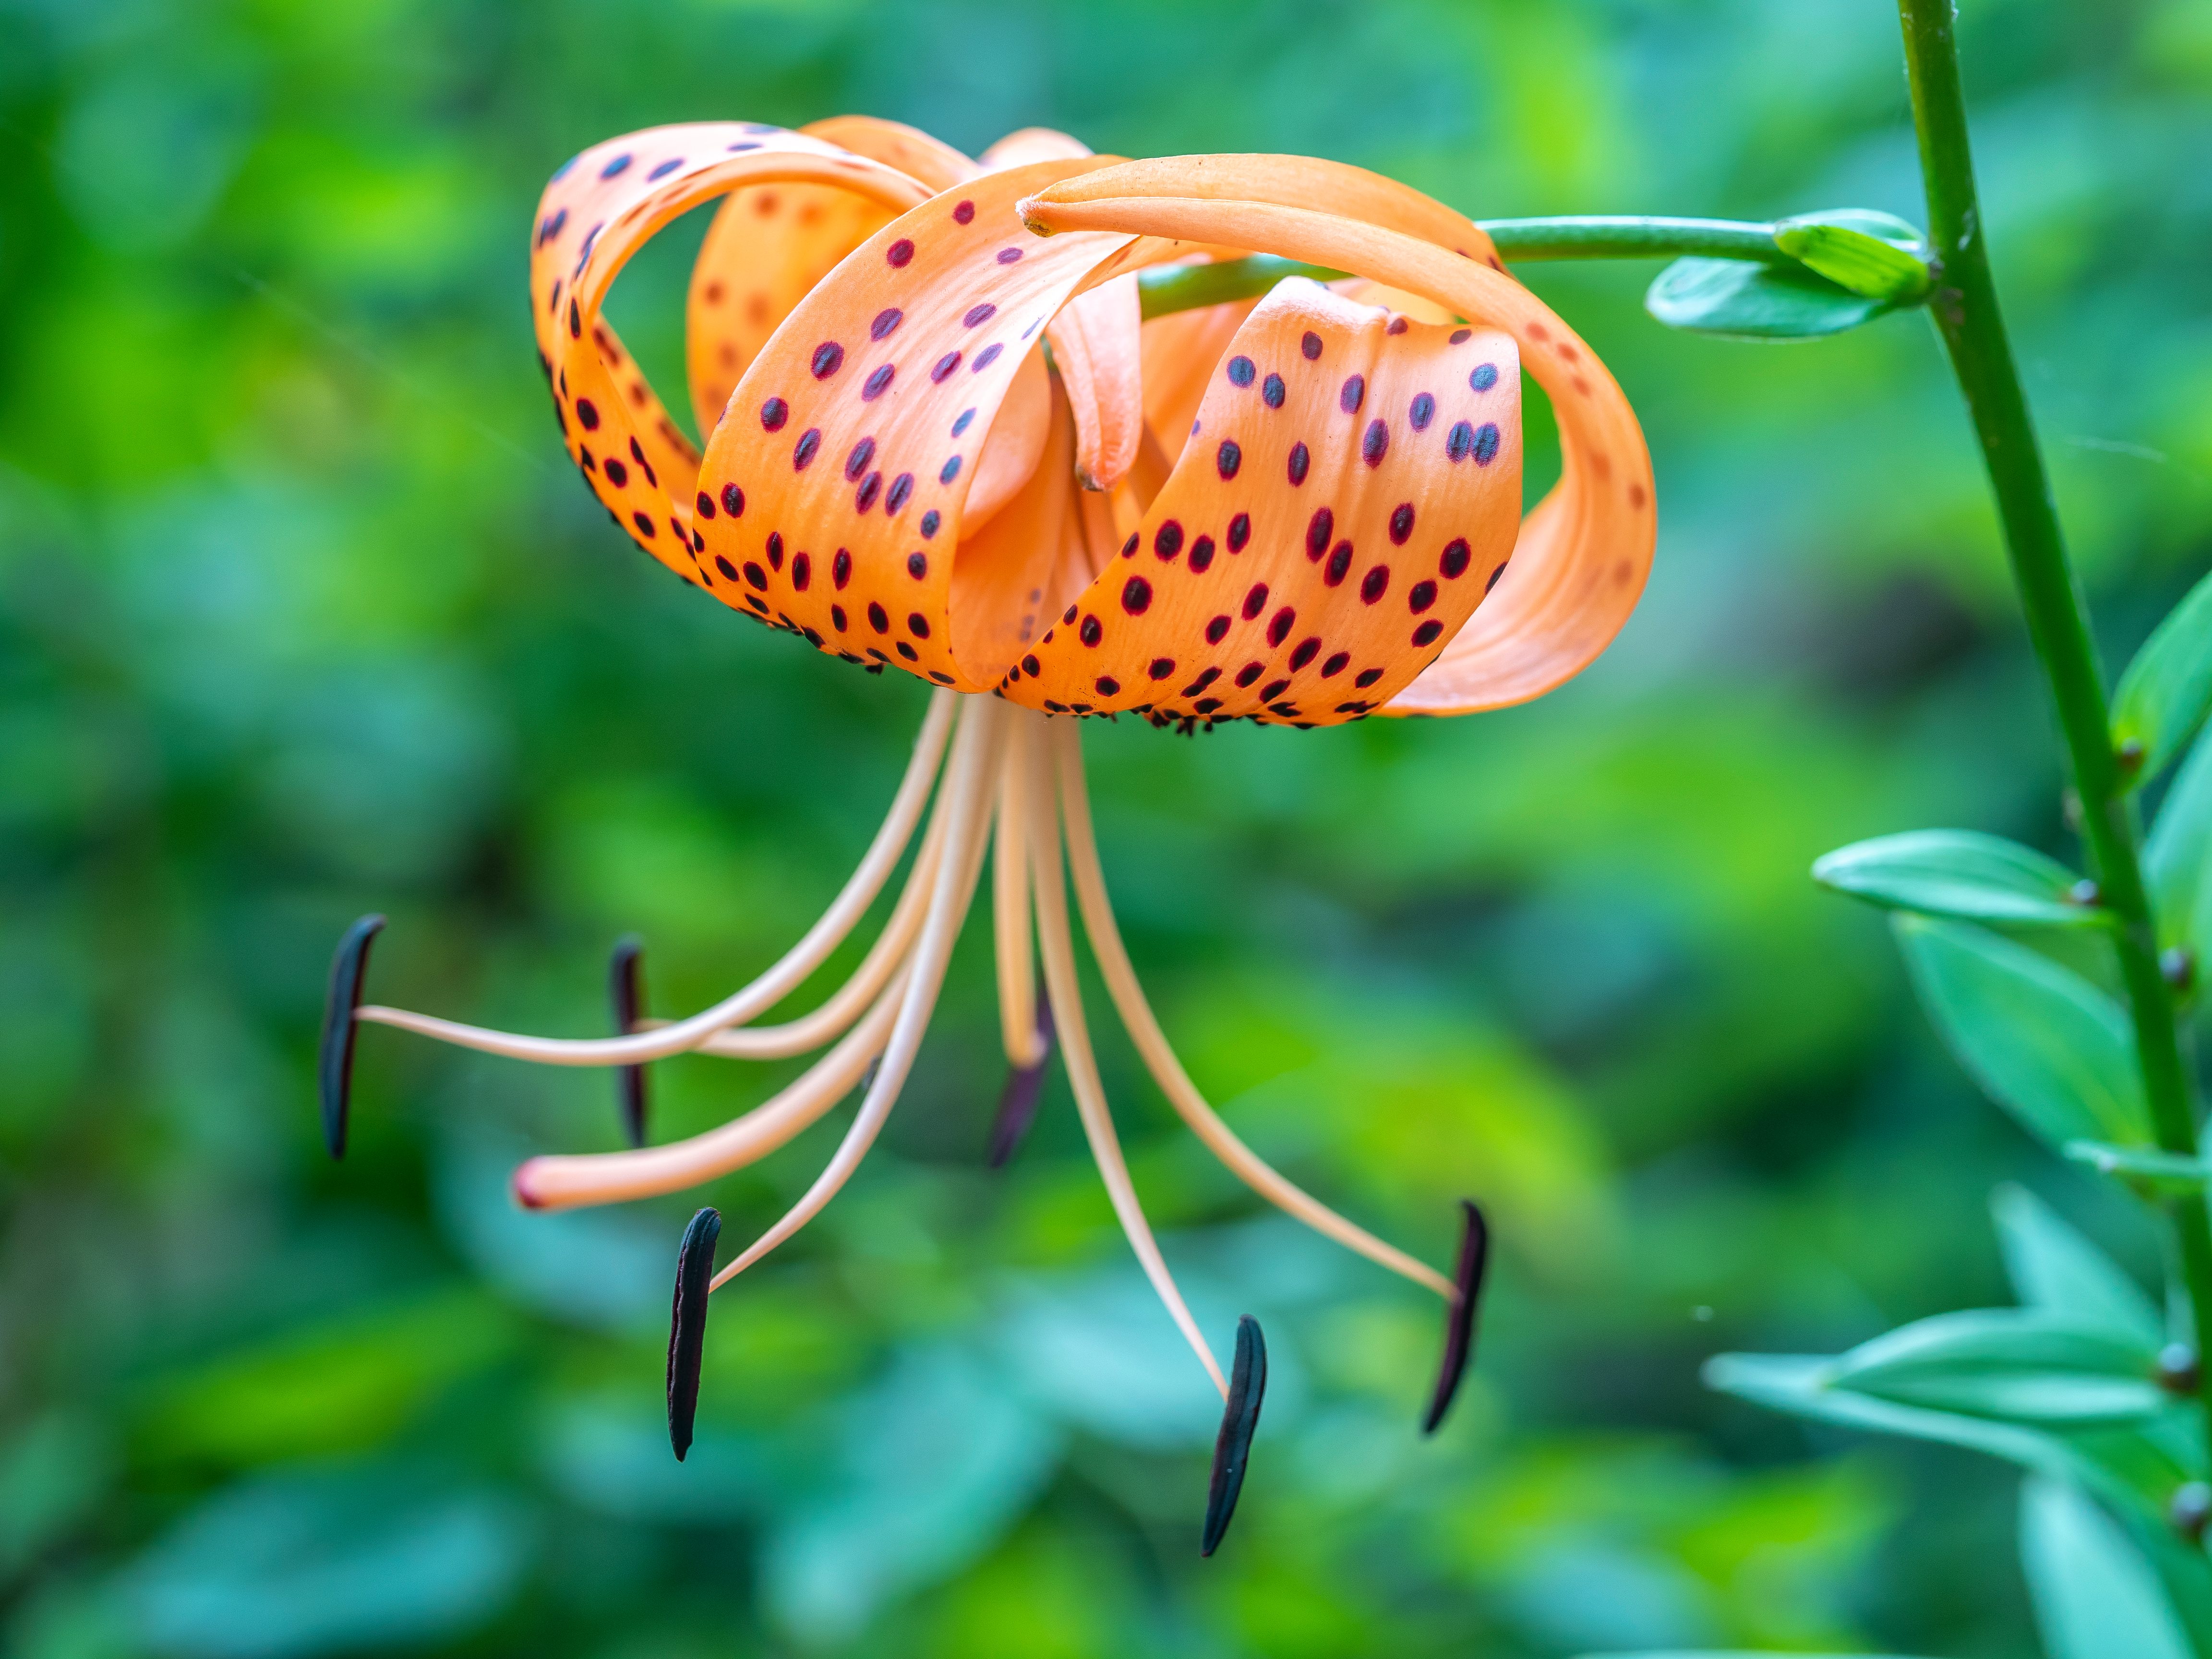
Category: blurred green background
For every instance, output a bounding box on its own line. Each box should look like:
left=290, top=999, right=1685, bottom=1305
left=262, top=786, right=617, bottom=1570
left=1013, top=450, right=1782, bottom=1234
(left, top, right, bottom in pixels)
left=4, top=0, right=2210, bottom=1653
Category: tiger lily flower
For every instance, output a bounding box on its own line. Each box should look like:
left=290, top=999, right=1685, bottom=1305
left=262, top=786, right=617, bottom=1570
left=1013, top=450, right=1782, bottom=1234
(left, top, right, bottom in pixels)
left=319, top=116, right=1652, bottom=1551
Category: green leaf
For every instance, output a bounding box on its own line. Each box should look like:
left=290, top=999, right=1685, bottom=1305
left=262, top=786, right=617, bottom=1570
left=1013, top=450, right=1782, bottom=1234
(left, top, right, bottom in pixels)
left=1893, top=916, right=2151, bottom=1150
left=1645, top=256, right=1891, bottom=341
left=1992, top=1184, right=2165, bottom=1344
left=2066, top=1141, right=2212, bottom=1196
left=2145, top=731, right=2212, bottom=955
left=1827, top=1308, right=2164, bottom=1424
left=1774, top=210, right=1935, bottom=302
left=1814, top=829, right=2105, bottom=927
left=1572, top=1653, right=1934, bottom=1659
left=2114, top=569, right=2212, bottom=789
left=2021, top=1475, right=2193, bottom=1659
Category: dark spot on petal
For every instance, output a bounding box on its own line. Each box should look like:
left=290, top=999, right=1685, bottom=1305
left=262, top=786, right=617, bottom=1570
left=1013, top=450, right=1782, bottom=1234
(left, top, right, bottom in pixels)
left=1361, top=565, right=1391, bottom=604
left=1325, top=542, right=1353, bottom=586
left=604, top=457, right=629, bottom=487
left=932, top=351, right=962, bottom=382
left=715, top=555, right=739, bottom=581
left=867, top=601, right=889, bottom=632
left=1446, top=421, right=1474, bottom=462
left=863, top=363, right=895, bottom=400
left=761, top=397, right=789, bottom=431
left=939, top=455, right=962, bottom=484
left=721, top=483, right=745, bottom=517
left=1235, top=661, right=1264, bottom=687
left=1409, top=393, right=1435, bottom=432
left=743, top=561, right=768, bottom=589
left=964, top=303, right=997, bottom=328
left=766, top=531, right=783, bottom=570
left=1189, top=535, right=1215, bottom=573
left=793, top=428, right=821, bottom=469
left=1096, top=674, right=1120, bottom=695
left=1361, top=418, right=1388, bottom=466
left=1470, top=362, right=1499, bottom=391
left=1154, top=521, right=1184, bottom=561
left=920, top=510, right=941, bottom=538
left=1267, top=606, right=1295, bottom=647
left=870, top=308, right=904, bottom=341
left=1148, top=657, right=1175, bottom=680
left=1408, top=578, right=1437, bottom=613
left=908, top=613, right=930, bottom=637
left=1301, top=331, right=1322, bottom=361
left=1441, top=538, right=1471, bottom=578
left=792, top=552, right=812, bottom=590
left=1287, top=442, right=1310, bottom=485
left=1306, top=507, right=1334, bottom=560
left=1226, top=355, right=1255, bottom=387
left=1122, top=576, right=1153, bottom=614
left=908, top=552, right=928, bottom=578
left=833, top=549, right=853, bottom=589
left=576, top=397, right=601, bottom=429
left=1472, top=422, right=1501, bottom=465
left=887, top=238, right=915, bottom=267
left=1216, top=439, right=1241, bottom=480
left=1340, top=375, right=1365, bottom=413
left=1321, top=651, right=1349, bottom=677
left=1413, top=620, right=1444, bottom=646
left=1205, top=614, right=1230, bottom=644
left=812, top=341, right=845, bottom=379
left=845, top=436, right=876, bottom=480
left=1228, top=513, right=1251, bottom=553
left=1262, top=372, right=1286, bottom=409
left=953, top=199, right=975, bottom=224
left=1242, top=583, right=1268, bottom=620
left=972, top=343, right=1003, bottom=372
left=1080, top=615, right=1103, bottom=646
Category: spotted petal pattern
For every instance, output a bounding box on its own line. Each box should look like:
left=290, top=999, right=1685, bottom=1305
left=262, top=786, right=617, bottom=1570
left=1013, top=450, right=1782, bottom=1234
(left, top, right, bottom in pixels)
left=1008, top=281, right=1521, bottom=724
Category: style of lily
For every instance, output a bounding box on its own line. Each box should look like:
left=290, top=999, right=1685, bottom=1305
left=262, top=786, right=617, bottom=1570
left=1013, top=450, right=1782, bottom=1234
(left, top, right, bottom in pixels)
left=318, top=115, right=1654, bottom=1553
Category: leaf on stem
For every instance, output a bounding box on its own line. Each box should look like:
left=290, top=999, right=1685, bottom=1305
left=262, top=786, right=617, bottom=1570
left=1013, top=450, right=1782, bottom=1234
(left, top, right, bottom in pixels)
left=1992, top=1184, right=2164, bottom=1344
left=2145, top=730, right=2212, bottom=954
left=2114, top=568, right=2212, bottom=790
left=1893, top=916, right=2151, bottom=1151
left=1645, top=255, right=1892, bottom=340
left=2065, top=1141, right=2212, bottom=1197
left=1815, top=829, right=2106, bottom=927
left=1773, top=208, right=1935, bottom=302
left=2021, top=1475, right=2194, bottom=1659
left=1825, top=1308, right=2165, bottom=1425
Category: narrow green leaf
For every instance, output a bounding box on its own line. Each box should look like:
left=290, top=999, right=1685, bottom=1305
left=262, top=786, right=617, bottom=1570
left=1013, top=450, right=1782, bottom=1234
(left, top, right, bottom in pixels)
left=1992, top=1185, right=2165, bottom=1344
left=2065, top=1141, right=2212, bottom=1196
left=1574, top=1652, right=1933, bottom=1659
left=1893, top=916, right=2151, bottom=1150
left=1814, top=829, right=2105, bottom=927
left=1774, top=210, right=1934, bottom=302
left=2113, top=568, right=2212, bottom=789
left=2145, top=731, right=2212, bottom=955
left=2021, top=1476, right=2193, bottom=1659
left=1827, top=1308, right=2163, bottom=1424
left=1645, top=256, right=1889, bottom=341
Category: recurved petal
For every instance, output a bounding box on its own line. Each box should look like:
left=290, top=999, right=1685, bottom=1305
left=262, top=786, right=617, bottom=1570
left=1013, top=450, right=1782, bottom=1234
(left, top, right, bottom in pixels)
left=1047, top=273, right=1144, bottom=491
left=693, top=159, right=1142, bottom=686
left=686, top=183, right=902, bottom=442
left=1018, top=158, right=1654, bottom=715
left=803, top=115, right=977, bottom=191
left=1006, top=279, right=1520, bottom=724
left=978, top=127, right=1094, bottom=172
left=532, top=123, right=931, bottom=588
left=1140, top=293, right=1258, bottom=469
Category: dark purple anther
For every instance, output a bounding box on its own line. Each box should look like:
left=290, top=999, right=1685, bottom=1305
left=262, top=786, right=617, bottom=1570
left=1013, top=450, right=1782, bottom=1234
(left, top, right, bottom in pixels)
left=1422, top=1199, right=1490, bottom=1434
left=318, top=914, right=385, bottom=1159
left=609, top=935, right=648, bottom=1148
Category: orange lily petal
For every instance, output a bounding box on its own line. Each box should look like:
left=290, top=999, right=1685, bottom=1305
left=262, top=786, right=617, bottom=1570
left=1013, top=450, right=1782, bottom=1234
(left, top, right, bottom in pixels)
left=973, top=129, right=1146, bottom=496
left=802, top=115, right=977, bottom=192
left=949, top=376, right=1081, bottom=683
left=685, top=183, right=902, bottom=442
left=682, top=117, right=983, bottom=436
left=1002, top=279, right=1522, bottom=724
left=693, top=158, right=1142, bottom=684
left=1017, top=156, right=1653, bottom=714
left=1140, top=294, right=1258, bottom=467
left=531, top=123, right=931, bottom=587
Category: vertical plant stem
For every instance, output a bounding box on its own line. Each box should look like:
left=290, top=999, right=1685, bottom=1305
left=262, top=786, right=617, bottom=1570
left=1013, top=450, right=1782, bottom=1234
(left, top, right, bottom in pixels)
left=1898, top=0, right=2212, bottom=1411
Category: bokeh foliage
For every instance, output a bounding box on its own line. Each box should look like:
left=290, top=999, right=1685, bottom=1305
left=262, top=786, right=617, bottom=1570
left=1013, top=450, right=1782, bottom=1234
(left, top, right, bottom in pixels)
left=3, top=0, right=2210, bottom=1654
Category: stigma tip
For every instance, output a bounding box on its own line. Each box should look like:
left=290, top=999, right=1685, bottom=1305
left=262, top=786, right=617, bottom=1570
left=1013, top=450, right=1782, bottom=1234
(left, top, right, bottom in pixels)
left=1202, top=1314, right=1266, bottom=1557
left=1422, top=1199, right=1489, bottom=1435
left=667, top=1206, right=722, bottom=1462
left=609, top=935, right=649, bottom=1148
left=985, top=994, right=1057, bottom=1168
left=317, top=914, right=385, bottom=1160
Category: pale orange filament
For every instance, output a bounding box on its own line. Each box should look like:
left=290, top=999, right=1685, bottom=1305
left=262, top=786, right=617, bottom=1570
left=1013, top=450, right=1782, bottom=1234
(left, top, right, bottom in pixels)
left=353, top=689, right=958, bottom=1066
left=992, top=711, right=1045, bottom=1068
left=1050, top=717, right=1455, bottom=1300
left=708, top=695, right=1006, bottom=1292
left=1022, top=707, right=1229, bottom=1398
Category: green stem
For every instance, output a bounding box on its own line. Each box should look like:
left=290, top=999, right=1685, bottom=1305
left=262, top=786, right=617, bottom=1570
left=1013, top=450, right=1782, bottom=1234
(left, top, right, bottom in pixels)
left=1898, top=0, right=2212, bottom=1424
left=1135, top=218, right=1787, bottom=320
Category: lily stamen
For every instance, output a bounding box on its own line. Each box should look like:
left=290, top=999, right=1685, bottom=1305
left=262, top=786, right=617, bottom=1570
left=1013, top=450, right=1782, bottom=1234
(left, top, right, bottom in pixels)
left=349, top=687, right=957, bottom=1068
